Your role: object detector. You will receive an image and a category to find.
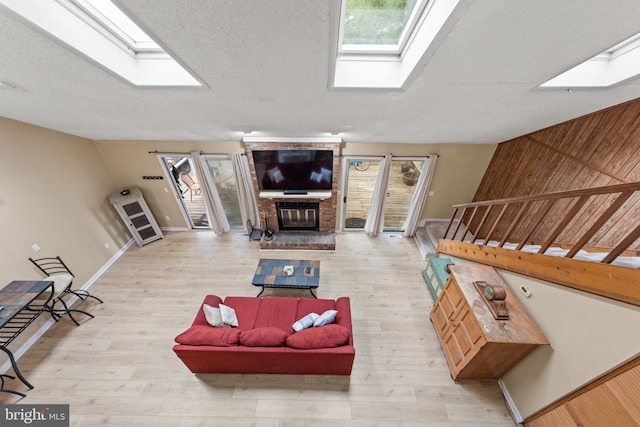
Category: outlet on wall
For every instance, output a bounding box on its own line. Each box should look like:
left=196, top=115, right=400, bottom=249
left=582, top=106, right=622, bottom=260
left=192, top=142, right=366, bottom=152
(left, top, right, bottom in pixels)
left=520, top=284, right=532, bottom=298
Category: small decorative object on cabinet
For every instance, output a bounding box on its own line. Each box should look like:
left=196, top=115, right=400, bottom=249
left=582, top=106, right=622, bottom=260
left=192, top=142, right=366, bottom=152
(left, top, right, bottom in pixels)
left=430, top=264, right=549, bottom=380
left=422, top=257, right=453, bottom=301
left=109, top=187, right=163, bottom=247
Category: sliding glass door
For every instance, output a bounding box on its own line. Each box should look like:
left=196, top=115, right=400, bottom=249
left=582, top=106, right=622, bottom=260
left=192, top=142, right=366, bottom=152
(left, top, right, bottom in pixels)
left=383, top=158, right=426, bottom=231
left=341, top=156, right=429, bottom=232
left=202, top=156, right=243, bottom=228
left=342, top=157, right=381, bottom=230
left=160, top=155, right=205, bottom=228
left=160, top=155, right=243, bottom=229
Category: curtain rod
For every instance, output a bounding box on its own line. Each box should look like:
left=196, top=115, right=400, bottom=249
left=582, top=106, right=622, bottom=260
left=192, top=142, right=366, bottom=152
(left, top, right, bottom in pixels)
left=148, top=150, right=245, bottom=156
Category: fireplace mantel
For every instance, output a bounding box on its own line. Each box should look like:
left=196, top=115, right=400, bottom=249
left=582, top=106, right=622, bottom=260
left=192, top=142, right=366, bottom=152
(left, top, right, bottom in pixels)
left=259, top=190, right=332, bottom=200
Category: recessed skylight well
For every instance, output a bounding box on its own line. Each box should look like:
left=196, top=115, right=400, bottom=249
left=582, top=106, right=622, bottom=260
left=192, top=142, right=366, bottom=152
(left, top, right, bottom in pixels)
left=332, top=0, right=461, bottom=89
left=540, top=32, right=640, bottom=88
left=0, top=0, right=202, bottom=87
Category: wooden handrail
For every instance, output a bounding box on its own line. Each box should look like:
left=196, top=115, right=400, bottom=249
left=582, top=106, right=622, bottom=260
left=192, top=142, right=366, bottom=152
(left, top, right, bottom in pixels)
left=450, top=181, right=640, bottom=209
left=443, top=182, right=640, bottom=266
left=438, top=182, right=640, bottom=307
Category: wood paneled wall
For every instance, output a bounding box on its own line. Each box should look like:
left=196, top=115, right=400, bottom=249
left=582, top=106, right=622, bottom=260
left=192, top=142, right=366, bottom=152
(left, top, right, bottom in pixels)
left=526, top=357, right=640, bottom=426
left=471, top=98, right=640, bottom=250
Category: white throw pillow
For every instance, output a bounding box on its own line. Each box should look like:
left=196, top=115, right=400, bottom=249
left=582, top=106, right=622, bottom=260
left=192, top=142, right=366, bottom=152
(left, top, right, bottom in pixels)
left=292, top=312, right=319, bottom=332
left=203, top=304, right=224, bottom=327
left=219, top=304, right=239, bottom=327
left=313, top=310, right=338, bottom=327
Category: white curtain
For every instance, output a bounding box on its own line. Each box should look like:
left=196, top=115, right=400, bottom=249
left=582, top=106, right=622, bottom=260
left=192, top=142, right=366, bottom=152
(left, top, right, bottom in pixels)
left=403, top=154, right=439, bottom=237
left=191, top=151, right=230, bottom=235
left=364, top=154, right=392, bottom=237
left=231, top=152, right=260, bottom=231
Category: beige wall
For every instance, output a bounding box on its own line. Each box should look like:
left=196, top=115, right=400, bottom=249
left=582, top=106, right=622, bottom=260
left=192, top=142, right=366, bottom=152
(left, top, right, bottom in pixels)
left=500, top=271, right=640, bottom=419
left=446, top=256, right=640, bottom=420
left=95, top=140, right=496, bottom=230
left=0, top=117, right=128, bottom=286
left=94, top=140, right=245, bottom=229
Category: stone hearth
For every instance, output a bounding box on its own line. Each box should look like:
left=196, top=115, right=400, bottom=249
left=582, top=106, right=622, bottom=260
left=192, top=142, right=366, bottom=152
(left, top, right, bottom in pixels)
left=259, top=231, right=336, bottom=251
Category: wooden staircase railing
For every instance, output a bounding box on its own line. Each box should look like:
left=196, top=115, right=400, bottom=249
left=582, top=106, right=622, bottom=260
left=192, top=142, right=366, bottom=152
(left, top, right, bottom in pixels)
left=438, top=182, right=640, bottom=306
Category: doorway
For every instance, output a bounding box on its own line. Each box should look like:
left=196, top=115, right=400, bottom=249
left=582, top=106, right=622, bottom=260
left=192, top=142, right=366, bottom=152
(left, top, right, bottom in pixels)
left=160, top=155, right=206, bottom=228
left=341, top=156, right=426, bottom=232
left=383, top=159, right=425, bottom=231
left=342, top=157, right=380, bottom=230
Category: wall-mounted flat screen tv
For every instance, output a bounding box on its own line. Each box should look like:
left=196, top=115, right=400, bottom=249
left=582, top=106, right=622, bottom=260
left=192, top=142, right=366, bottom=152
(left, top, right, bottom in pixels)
left=252, top=149, right=333, bottom=191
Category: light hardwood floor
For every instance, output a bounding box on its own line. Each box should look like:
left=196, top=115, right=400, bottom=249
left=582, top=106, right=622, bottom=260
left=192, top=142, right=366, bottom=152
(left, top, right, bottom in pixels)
left=1, top=231, right=516, bottom=426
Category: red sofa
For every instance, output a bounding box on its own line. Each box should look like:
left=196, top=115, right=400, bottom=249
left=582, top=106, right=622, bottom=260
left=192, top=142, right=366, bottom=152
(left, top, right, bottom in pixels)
left=173, top=295, right=355, bottom=375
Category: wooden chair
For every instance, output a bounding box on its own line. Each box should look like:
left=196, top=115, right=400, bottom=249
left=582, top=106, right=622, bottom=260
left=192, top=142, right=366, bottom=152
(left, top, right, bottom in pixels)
left=28, top=256, right=103, bottom=326
left=180, top=172, right=201, bottom=201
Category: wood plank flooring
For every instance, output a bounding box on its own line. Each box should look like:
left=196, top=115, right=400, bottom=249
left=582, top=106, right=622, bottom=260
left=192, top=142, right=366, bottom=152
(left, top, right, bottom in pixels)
left=0, top=231, right=516, bottom=426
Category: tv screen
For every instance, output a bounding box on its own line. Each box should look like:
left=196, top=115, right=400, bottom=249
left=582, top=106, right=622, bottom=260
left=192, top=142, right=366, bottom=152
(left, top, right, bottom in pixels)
left=252, top=149, right=333, bottom=191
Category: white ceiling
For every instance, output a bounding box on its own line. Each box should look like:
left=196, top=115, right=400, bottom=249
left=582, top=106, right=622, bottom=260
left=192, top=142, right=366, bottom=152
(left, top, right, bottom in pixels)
left=2, top=0, right=640, bottom=144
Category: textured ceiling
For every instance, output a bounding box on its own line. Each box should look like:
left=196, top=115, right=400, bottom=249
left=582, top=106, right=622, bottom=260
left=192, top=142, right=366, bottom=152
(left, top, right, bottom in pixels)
left=1, top=0, right=640, bottom=144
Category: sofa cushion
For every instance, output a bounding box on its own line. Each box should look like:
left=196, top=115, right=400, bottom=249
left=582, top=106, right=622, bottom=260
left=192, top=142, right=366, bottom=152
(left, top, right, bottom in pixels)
left=222, top=297, right=262, bottom=330
left=239, top=327, right=290, bottom=347
left=313, top=310, right=337, bottom=327
left=296, top=298, right=336, bottom=320
left=286, top=324, right=351, bottom=349
left=252, top=297, right=299, bottom=332
left=175, top=325, right=240, bottom=346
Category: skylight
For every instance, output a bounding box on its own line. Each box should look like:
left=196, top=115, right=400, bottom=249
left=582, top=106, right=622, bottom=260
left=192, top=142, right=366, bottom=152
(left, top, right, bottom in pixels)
left=75, top=0, right=161, bottom=54
left=540, top=32, right=640, bottom=88
left=0, top=0, right=202, bottom=86
left=340, top=0, right=427, bottom=55
left=332, top=0, right=460, bottom=89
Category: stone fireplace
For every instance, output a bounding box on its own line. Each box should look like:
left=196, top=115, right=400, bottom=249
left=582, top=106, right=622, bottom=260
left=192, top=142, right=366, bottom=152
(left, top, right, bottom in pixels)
left=245, top=141, right=340, bottom=250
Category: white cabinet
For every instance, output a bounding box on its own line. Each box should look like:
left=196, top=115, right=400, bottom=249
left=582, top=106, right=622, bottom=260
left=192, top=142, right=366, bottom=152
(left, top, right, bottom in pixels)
left=109, top=188, right=163, bottom=247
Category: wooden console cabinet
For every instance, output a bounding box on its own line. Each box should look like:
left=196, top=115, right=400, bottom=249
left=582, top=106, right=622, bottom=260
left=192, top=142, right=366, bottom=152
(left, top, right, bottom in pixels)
left=430, top=264, right=549, bottom=380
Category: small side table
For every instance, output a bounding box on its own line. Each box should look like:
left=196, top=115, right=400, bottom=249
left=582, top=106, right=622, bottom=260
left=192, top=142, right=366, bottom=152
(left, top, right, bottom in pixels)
left=0, top=280, right=54, bottom=396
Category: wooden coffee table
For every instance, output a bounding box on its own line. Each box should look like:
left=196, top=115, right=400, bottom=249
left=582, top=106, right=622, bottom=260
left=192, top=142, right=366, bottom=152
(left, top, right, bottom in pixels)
left=252, top=259, right=320, bottom=298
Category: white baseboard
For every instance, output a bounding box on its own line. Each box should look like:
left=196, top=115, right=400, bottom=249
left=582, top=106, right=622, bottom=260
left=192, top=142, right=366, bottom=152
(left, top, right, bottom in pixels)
left=417, top=218, right=450, bottom=228
left=0, top=238, right=135, bottom=375
left=161, top=226, right=190, bottom=232
left=498, top=378, right=524, bottom=425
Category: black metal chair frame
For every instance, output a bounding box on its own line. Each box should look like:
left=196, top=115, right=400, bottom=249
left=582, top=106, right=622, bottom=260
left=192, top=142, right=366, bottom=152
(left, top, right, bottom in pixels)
left=247, top=219, right=263, bottom=241
left=28, top=256, right=103, bottom=326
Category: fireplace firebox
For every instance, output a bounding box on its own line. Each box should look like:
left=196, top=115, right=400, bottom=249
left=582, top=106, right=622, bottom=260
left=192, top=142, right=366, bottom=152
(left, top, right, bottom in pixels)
left=276, top=202, right=319, bottom=231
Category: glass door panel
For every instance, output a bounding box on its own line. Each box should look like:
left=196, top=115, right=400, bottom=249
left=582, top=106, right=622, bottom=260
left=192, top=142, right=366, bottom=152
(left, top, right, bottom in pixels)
left=203, top=157, right=243, bottom=228
left=343, top=158, right=381, bottom=230
left=160, top=156, right=205, bottom=228
left=383, top=159, right=424, bottom=230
